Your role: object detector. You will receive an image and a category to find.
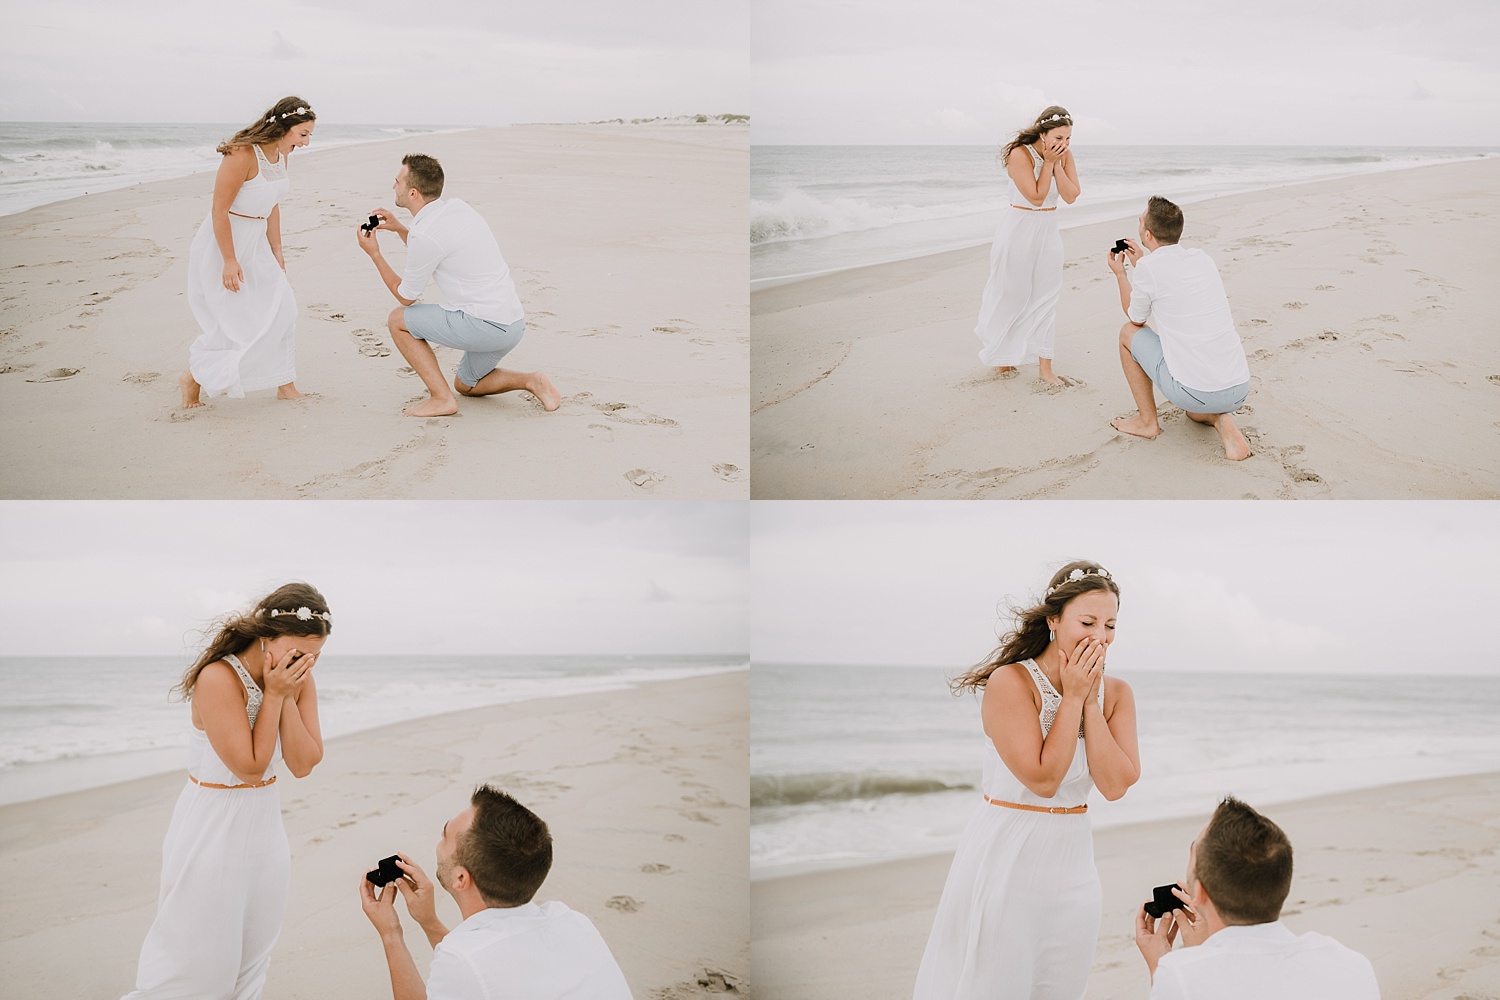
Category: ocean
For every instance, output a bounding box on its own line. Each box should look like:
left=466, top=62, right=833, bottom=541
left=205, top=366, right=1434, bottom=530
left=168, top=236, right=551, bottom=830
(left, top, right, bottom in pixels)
left=0, top=654, right=747, bottom=806
left=749, top=144, right=1500, bottom=285
left=0, top=121, right=476, bottom=217
left=751, top=663, right=1500, bottom=878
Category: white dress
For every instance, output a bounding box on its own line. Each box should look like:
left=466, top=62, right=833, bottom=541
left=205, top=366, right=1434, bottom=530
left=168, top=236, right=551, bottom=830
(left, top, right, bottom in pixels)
left=912, top=659, right=1102, bottom=1000
left=974, top=146, right=1063, bottom=366
left=186, top=144, right=297, bottom=398
left=124, top=653, right=289, bottom=1000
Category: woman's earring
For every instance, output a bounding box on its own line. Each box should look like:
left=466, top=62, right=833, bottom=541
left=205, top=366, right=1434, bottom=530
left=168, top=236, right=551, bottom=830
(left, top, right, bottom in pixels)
left=1048, top=629, right=1056, bottom=642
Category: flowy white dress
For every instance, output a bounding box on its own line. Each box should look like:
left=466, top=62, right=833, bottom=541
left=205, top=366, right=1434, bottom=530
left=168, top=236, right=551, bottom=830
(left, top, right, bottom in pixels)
left=974, top=146, right=1063, bottom=367
left=912, top=659, right=1102, bottom=1000
left=123, top=653, right=289, bottom=1000
left=186, top=144, right=297, bottom=398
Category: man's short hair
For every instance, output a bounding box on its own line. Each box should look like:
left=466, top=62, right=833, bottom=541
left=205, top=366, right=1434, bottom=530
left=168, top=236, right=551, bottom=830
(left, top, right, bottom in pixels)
left=1144, top=195, right=1184, bottom=245
left=454, top=785, right=552, bottom=907
left=401, top=154, right=444, bottom=200
left=1195, top=797, right=1294, bottom=925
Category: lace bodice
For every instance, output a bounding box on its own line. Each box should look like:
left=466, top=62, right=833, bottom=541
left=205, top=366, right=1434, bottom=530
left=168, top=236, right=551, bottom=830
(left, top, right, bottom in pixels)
left=1020, top=658, right=1102, bottom=739
left=252, top=143, right=287, bottom=181
left=223, top=652, right=263, bottom=726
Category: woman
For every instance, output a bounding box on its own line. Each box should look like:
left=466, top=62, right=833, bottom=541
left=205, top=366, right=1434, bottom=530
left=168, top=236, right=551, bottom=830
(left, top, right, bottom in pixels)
left=123, top=582, right=330, bottom=999
left=179, top=97, right=316, bottom=408
left=913, top=561, right=1139, bottom=1000
left=974, top=106, right=1080, bottom=385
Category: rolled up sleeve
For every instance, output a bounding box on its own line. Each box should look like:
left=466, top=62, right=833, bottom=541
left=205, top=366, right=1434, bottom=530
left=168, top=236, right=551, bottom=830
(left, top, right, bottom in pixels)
left=1127, top=267, right=1153, bottom=326
left=397, top=230, right=441, bottom=303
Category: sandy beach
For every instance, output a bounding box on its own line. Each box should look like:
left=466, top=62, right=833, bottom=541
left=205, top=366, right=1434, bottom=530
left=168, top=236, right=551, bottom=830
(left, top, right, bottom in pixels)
left=0, top=123, right=748, bottom=499
left=0, top=670, right=748, bottom=1000
left=751, top=157, right=1500, bottom=499
left=751, top=769, right=1500, bottom=998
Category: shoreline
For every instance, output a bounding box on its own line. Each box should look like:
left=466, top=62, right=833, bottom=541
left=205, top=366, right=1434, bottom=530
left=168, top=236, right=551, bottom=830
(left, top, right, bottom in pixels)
left=749, top=148, right=1499, bottom=289
left=0, top=664, right=748, bottom=808
left=750, top=156, right=1500, bottom=499
left=752, top=769, right=1500, bottom=999
left=0, top=671, right=750, bottom=999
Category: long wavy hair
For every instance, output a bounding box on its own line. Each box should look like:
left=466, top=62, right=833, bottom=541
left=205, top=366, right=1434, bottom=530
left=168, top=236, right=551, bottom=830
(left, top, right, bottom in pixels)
left=1000, top=104, right=1073, bottom=162
left=949, top=560, right=1119, bottom=695
left=215, top=96, right=317, bottom=156
left=172, top=582, right=332, bottom=700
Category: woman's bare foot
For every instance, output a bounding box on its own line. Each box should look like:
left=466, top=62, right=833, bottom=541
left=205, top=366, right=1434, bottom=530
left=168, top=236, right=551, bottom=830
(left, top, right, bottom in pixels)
left=1038, top=358, right=1071, bottom=385
left=277, top=382, right=305, bottom=400
left=404, top=395, right=459, bottom=418
left=1110, top=413, right=1161, bottom=439
left=993, top=365, right=1017, bottom=374
left=178, top=370, right=203, bottom=408
left=527, top=372, right=561, bottom=411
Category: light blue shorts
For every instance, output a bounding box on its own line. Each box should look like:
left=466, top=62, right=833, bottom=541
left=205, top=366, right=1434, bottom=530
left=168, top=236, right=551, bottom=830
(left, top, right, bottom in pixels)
left=1129, top=326, right=1248, bottom=415
left=404, top=304, right=525, bottom=387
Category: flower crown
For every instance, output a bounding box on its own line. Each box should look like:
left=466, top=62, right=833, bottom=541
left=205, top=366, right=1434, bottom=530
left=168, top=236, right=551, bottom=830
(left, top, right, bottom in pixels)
left=1045, top=567, right=1111, bottom=597
left=1037, top=113, right=1071, bottom=127
left=267, top=106, right=311, bottom=124
left=259, top=606, right=331, bottom=623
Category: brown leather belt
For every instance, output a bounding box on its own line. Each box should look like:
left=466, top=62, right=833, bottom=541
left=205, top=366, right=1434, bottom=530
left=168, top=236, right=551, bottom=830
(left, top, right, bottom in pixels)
left=1011, top=204, right=1057, bottom=212
left=228, top=210, right=267, bottom=220
left=984, top=794, right=1086, bottom=814
left=189, top=774, right=276, bottom=789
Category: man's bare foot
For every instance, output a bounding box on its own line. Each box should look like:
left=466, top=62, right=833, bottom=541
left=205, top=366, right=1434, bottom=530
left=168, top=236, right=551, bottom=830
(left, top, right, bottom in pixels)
left=404, top=396, right=459, bottom=418
left=1212, top=415, right=1251, bottom=461
left=528, top=372, right=561, bottom=411
left=1110, top=414, right=1161, bottom=439
left=178, top=370, right=203, bottom=408
left=277, top=382, right=305, bottom=400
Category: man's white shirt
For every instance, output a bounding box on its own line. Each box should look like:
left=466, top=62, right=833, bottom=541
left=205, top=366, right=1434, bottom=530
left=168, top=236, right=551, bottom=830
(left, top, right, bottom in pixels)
left=1151, top=921, right=1380, bottom=1000
left=426, top=900, right=632, bottom=1000
left=397, top=198, right=524, bottom=326
left=1127, top=244, right=1250, bottom=392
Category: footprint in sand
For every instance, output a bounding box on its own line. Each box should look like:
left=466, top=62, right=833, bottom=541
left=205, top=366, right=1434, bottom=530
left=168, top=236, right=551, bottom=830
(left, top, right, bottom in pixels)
left=1283, top=302, right=1306, bottom=310
left=587, top=423, right=614, bottom=441
left=712, top=463, right=746, bottom=483
left=1487, top=375, right=1500, bottom=386
left=664, top=833, right=686, bottom=843
left=351, top=328, right=391, bottom=357
left=122, top=371, right=161, bottom=384
left=1030, top=376, right=1085, bottom=394
left=26, top=367, right=82, bottom=383
left=1317, top=331, right=1339, bottom=341
left=605, top=896, right=642, bottom=913
left=396, top=366, right=419, bottom=378
left=625, top=468, right=665, bottom=491
left=639, top=863, right=673, bottom=874
left=595, top=400, right=679, bottom=428
left=0, top=362, right=35, bottom=374
left=1246, top=318, right=1270, bottom=326
left=169, top=407, right=204, bottom=422
left=1314, top=284, right=1336, bottom=291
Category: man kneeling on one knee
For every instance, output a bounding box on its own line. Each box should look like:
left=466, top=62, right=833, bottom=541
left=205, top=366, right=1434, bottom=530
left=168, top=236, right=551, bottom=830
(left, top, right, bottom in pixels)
left=357, top=153, right=561, bottom=418
left=1108, top=196, right=1252, bottom=461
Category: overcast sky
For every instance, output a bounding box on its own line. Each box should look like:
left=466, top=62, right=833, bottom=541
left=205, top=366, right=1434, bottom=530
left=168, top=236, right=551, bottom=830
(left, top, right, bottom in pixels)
left=0, top=502, right=748, bottom=657
left=2, top=0, right=745, bottom=125
left=752, top=502, right=1500, bottom=676
left=753, top=0, right=1500, bottom=145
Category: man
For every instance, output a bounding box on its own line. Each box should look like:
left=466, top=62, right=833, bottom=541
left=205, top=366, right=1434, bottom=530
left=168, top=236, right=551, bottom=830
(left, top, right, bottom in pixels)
left=357, top=154, right=561, bottom=418
left=359, top=784, right=632, bottom=1000
left=1107, top=196, right=1252, bottom=461
left=1135, top=796, right=1380, bottom=999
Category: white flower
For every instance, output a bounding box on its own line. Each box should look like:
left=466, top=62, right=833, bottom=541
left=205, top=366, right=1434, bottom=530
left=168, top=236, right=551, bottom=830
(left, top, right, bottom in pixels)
left=295, top=607, right=312, bottom=620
